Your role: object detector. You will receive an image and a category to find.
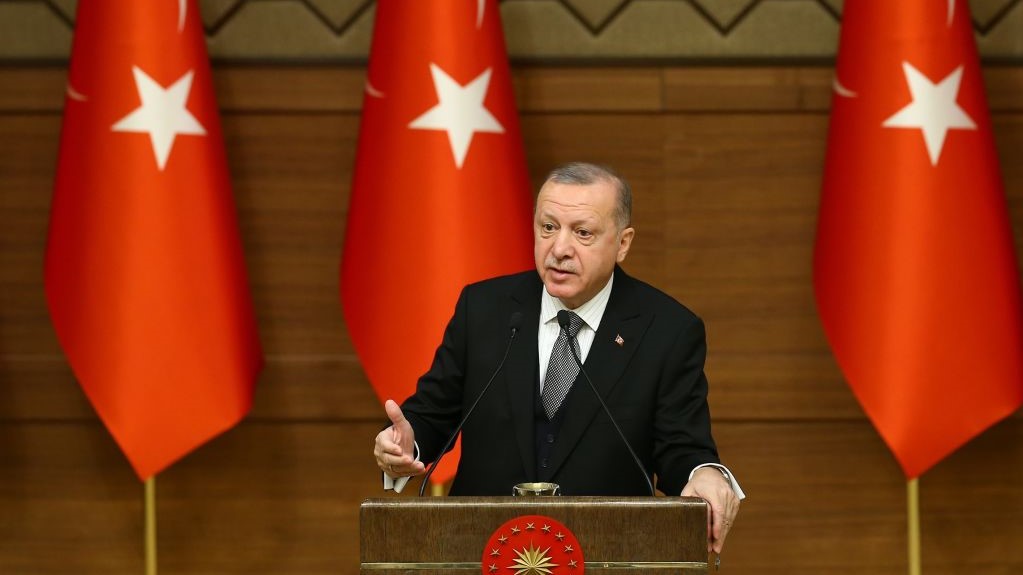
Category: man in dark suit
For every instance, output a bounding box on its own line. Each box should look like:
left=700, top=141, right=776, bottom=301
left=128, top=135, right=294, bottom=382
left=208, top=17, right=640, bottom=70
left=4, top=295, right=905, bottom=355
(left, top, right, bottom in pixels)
left=373, top=162, right=743, bottom=552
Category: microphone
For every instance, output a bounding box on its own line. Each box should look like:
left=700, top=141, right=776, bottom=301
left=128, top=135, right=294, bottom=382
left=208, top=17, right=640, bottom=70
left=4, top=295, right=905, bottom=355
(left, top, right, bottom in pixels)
left=557, top=310, right=655, bottom=496
left=418, top=311, right=523, bottom=496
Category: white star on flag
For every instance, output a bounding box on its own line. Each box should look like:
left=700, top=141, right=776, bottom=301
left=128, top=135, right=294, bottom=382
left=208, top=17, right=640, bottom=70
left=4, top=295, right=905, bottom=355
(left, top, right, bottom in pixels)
left=882, top=61, right=976, bottom=166
left=408, top=63, right=504, bottom=169
left=111, top=66, right=207, bottom=171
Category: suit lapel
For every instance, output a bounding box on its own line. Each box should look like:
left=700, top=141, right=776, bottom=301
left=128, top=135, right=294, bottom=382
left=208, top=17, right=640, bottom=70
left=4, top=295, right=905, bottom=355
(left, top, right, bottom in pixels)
left=542, top=268, right=651, bottom=481
left=504, top=273, right=542, bottom=480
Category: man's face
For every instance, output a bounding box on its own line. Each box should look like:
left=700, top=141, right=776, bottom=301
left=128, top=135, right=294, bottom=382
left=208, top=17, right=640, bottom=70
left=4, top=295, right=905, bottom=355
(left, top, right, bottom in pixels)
left=533, top=180, right=634, bottom=309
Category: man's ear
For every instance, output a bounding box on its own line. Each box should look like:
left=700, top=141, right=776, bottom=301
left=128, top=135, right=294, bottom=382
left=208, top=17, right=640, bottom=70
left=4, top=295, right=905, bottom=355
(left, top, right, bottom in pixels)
left=617, top=227, right=635, bottom=262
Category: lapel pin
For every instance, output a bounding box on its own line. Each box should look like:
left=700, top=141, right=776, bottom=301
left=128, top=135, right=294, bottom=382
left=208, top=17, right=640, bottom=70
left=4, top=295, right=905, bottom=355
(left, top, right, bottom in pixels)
left=614, top=334, right=624, bottom=346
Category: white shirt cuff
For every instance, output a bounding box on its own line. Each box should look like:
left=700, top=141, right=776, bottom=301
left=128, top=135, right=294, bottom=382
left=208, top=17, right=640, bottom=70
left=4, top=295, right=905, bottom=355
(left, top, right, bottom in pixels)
left=690, top=463, right=746, bottom=500
left=382, top=441, right=420, bottom=494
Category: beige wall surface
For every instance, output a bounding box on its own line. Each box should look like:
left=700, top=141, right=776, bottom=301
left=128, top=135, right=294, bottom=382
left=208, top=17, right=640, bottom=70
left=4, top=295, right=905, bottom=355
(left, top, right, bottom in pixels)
left=1, top=0, right=1023, bottom=61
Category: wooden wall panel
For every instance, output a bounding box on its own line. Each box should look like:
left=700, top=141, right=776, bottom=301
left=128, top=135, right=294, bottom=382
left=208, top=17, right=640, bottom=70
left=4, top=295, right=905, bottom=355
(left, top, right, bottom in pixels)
left=155, top=422, right=390, bottom=575
left=0, top=423, right=145, bottom=575
left=663, top=112, right=844, bottom=421
left=0, top=422, right=393, bottom=575
left=0, top=113, right=61, bottom=358
left=227, top=113, right=355, bottom=356
left=717, top=418, right=1023, bottom=575
left=5, top=66, right=1023, bottom=114
left=0, top=358, right=384, bottom=422
left=3, top=66, right=1023, bottom=574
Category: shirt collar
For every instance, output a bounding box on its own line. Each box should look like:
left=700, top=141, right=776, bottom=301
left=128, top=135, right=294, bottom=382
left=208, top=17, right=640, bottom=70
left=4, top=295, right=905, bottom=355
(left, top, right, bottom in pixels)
left=540, top=273, right=614, bottom=332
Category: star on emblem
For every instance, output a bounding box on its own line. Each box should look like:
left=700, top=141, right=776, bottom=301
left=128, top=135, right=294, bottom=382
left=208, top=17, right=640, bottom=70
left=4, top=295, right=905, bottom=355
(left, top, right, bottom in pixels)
left=498, top=535, right=509, bottom=545
left=541, top=524, right=552, bottom=533
left=555, top=532, right=565, bottom=541
left=568, top=559, right=579, bottom=568
left=882, top=61, right=976, bottom=166
left=489, top=563, right=498, bottom=573
left=111, top=66, right=206, bottom=171
left=490, top=548, right=500, bottom=557
left=564, top=544, right=574, bottom=553
left=526, top=522, right=535, bottom=530
left=510, top=526, right=521, bottom=535
left=408, top=63, right=504, bottom=169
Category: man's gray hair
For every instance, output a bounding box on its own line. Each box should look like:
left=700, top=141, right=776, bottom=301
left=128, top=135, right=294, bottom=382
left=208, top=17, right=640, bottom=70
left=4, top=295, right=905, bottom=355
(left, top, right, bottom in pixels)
left=543, top=162, right=632, bottom=231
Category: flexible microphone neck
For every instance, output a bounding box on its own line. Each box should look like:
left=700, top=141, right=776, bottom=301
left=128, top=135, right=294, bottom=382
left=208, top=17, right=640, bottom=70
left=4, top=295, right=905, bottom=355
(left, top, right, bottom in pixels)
left=557, top=310, right=656, bottom=496
left=418, top=312, right=523, bottom=496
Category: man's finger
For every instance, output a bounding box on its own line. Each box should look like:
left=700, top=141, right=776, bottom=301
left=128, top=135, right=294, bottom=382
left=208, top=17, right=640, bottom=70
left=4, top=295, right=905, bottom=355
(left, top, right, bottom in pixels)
left=384, top=401, right=411, bottom=431
left=379, top=441, right=404, bottom=457
left=384, top=399, right=407, bottom=427
left=711, top=503, right=735, bottom=554
left=375, top=428, right=403, bottom=455
left=386, top=458, right=427, bottom=476
left=713, top=516, right=727, bottom=554
left=715, top=505, right=726, bottom=534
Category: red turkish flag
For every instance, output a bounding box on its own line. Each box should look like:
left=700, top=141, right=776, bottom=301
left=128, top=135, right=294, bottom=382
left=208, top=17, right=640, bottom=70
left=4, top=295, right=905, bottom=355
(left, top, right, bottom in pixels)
left=815, top=0, right=1023, bottom=478
left=341, top=0, right=534, bottom=484
left=45, top=0, right=263, bottom=480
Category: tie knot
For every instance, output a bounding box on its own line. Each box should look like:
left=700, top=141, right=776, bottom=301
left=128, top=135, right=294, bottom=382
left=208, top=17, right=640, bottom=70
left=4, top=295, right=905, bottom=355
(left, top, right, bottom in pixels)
left=562, top=311, right=584, bottom=337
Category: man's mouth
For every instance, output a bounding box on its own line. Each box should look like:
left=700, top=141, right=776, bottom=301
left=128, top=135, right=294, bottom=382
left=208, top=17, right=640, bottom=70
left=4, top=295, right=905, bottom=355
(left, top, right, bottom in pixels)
left=548, top=267, right=574, bottom=279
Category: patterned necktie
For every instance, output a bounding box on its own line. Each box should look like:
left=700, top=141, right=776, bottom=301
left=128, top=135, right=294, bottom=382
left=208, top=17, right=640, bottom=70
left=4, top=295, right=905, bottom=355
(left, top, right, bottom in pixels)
left=541, top=311, right=585, bottom=419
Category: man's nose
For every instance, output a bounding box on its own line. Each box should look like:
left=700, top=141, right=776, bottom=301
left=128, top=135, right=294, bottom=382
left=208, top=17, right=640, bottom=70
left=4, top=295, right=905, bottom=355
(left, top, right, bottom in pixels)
left=551, top=231, right=574, bottom=258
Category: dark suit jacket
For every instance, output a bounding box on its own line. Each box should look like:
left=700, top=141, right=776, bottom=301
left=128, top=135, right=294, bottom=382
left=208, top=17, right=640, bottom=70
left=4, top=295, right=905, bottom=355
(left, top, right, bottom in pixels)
left=401, top=266, right=721, bottom=496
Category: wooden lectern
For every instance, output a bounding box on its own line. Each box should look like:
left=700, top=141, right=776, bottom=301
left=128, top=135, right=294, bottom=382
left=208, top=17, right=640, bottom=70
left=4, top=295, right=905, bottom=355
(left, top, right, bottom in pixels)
left=360, top=496, right=710, bottom=573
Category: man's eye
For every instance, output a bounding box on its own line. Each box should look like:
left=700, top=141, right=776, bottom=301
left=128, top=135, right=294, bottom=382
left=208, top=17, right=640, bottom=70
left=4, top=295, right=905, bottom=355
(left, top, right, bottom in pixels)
left=576, top=229, right=592, bottom=238
left=541, top=223, right=556, bottom=232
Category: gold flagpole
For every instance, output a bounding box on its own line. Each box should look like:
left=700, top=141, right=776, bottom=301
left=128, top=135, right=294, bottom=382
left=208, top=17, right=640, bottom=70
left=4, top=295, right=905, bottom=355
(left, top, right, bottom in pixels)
left=431, top=481, right=445, bottom=497
left=907, top=478, right=920, bottom=575
left=145, top=476, right=157, bottom=575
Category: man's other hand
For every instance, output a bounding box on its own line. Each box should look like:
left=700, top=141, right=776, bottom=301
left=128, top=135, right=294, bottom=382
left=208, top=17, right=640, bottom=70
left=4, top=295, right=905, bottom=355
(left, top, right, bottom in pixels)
left=373, top=400, right=426, bottom=477
left=681, top=466, right=740, bottom=554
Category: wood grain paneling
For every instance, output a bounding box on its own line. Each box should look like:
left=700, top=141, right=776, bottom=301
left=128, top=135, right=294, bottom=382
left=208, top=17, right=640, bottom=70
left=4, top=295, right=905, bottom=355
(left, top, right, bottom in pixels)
left=3, top=64, right=1023, bottom=574
left=225, top=113, right=356, bottom=356
left=0, top=422, right=393, bottom=575
left=0, top=423, right=145, bottom=575
left=5, top=67, right=1023, bottom=114
left=360, top=497, right=709, bottom=570
left=717, top=418, right=1023, bottom=575
left=0, top=113, right=62, bottom=358
left=0, top=358, right=383, bottom=422
left=663, top=67, right=833, bottom=112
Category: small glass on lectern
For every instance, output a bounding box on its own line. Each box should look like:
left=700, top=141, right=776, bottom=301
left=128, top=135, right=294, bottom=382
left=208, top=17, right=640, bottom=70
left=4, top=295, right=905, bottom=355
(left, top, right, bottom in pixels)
left=512, top=482, right=560, bottom=496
